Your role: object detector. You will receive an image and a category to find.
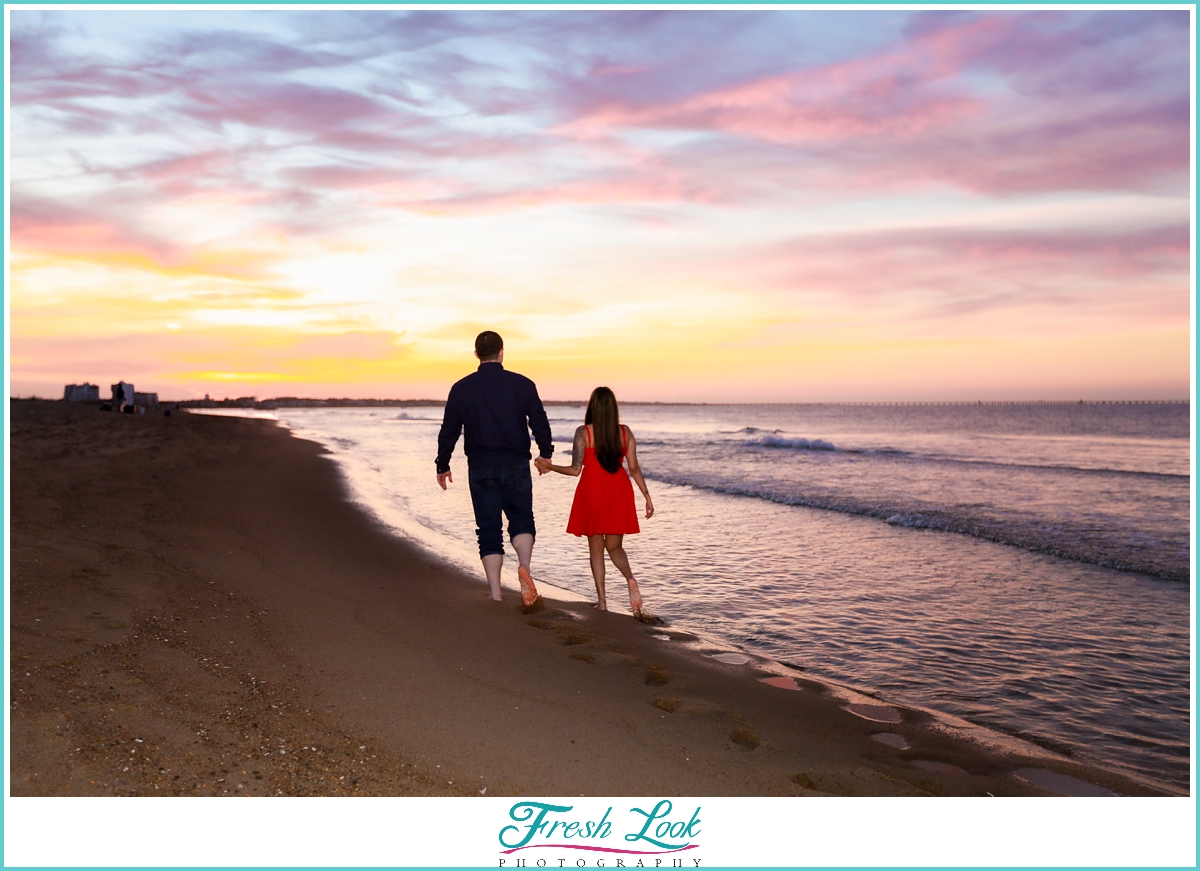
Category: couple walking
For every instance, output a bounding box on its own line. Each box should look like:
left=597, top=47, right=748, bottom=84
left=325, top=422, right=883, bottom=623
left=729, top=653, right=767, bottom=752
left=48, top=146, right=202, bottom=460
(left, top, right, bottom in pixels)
left=435, top=331, right=653, bottom=616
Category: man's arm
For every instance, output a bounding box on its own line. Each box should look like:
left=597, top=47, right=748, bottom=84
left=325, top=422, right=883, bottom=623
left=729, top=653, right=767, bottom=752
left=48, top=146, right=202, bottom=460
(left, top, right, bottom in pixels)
left=526, top=384, right=554, bottom=462
left=436, top=392, right=464, bottom=484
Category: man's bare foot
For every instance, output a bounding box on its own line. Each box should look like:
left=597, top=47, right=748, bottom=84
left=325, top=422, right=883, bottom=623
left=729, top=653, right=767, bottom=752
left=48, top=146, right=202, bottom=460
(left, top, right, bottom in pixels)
left=628, top=578, right=643, bottom=615
left=591, top=601, right=607, bottom=611
left=517, top=565, right=539, bottom=608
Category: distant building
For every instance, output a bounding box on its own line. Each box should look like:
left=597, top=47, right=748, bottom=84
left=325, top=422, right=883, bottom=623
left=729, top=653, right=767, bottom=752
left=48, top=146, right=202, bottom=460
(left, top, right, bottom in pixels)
left=133, top=392, right=159, bottom=408
left=63, top=383, right=100, bottom=402
left=111, top=381, right=134, bottom=409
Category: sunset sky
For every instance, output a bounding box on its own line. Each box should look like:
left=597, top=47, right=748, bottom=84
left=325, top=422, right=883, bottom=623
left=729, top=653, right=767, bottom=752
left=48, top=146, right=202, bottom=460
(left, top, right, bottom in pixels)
left=7, top=8, right=1192, bottom=402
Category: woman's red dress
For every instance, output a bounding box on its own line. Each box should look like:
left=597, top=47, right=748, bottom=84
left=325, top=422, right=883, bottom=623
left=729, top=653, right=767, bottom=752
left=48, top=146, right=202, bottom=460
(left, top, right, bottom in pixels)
left=566, top=425, right=640, bottom=536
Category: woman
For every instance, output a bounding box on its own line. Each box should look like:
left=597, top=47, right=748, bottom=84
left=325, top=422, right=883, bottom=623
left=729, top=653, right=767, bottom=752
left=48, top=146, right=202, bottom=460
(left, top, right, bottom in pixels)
left=540, top=387, right=654, bottom=616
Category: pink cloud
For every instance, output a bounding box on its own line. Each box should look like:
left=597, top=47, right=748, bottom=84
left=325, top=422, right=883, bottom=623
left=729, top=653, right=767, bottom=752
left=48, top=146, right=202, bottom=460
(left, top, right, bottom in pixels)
left=781, top=95, right=1189, bottom=197
left=732, top=224, right=1190, bottom=322
left=561, top=15, right=1008, bottom=145
left=10, top=193, right=283, bottom=278
left=556, top=12, right=1187, bottom=197
left=358, top=160, right=738, bottom=216
left=9, top=10, right=1189, bottom=229
left=114, top=151, right=230, bottom=184
left=588, top=63, right=655, bottom=78
left=179, top=81, right=394, bottom=138
left=11, top=194, right=182, bottom=263
left=283, top=165, right=414, bottom=190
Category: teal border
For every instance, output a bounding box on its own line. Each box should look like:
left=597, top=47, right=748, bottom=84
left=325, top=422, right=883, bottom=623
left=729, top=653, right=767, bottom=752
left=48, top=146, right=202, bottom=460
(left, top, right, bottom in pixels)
left=2, top=3, right=1196, bottom=870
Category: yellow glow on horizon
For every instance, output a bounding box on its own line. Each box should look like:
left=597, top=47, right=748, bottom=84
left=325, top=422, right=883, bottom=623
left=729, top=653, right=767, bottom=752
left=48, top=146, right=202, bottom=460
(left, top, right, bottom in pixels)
left=9, top=218, right=1189, bottom=402
left=190, top=371, right=292, bottom=382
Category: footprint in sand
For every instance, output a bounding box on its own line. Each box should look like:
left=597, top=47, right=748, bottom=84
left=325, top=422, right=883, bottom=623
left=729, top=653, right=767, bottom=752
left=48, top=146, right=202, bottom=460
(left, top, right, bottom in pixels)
left=871, top=732, right=909, bottom=750
left=845, top=703, right=902, bottom=723
left=730, top=726, right=761, bottom=750
left=911, top=759, right=969, bottom=776
left=709, top=652, right=750, bottom=665
left=759, top=676, right=801, bottom=690
left=1013, top=767, right=1115, bottom=796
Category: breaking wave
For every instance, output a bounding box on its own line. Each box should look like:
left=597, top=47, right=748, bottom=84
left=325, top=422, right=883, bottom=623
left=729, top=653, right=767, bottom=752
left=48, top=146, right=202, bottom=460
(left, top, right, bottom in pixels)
left=644, top=470, right=1187, bottom=582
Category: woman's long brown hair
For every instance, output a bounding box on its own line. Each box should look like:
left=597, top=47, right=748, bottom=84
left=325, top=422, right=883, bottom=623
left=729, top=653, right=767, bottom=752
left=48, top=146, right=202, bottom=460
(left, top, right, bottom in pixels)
left=584, top=386, right=623, bottom=474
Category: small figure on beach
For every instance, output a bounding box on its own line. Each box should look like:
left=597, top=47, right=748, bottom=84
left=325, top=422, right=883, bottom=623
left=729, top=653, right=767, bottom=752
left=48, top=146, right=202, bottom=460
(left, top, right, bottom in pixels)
left=537, top=387, right=654, bottom=617
left=436, top=331, right=554, bottom=609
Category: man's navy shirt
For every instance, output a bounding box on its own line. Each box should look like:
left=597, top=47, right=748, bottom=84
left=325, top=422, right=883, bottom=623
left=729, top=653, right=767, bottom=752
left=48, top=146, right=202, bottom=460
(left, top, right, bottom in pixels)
left=436, top=362, right=554, bottom=473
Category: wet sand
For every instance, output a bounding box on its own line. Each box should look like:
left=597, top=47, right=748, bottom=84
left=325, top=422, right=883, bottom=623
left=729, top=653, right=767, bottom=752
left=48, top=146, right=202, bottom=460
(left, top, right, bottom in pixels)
left=8, top=399, right=1169, bottom=798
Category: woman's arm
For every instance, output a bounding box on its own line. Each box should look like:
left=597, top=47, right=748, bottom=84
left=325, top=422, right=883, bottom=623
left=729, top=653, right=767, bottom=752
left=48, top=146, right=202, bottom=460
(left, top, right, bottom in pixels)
left=544, top=425, right=586, bottom=477
left=624, top=427, right=655, bottom=519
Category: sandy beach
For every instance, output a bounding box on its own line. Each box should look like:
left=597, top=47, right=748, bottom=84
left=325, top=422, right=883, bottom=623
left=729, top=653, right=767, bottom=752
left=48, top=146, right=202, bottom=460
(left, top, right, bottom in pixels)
left=8, top=399, right=1170, bottom=798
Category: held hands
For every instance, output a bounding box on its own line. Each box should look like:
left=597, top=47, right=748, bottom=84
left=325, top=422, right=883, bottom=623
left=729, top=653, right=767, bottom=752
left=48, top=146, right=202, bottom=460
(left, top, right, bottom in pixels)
left=437, top=470, right=453, bottom=490
left=534, top=456, right=552, bottom=475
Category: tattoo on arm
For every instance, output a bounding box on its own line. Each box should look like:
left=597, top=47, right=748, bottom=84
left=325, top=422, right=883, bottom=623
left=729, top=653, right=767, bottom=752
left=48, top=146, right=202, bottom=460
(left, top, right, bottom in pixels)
left=572, top=426, right=586, bottom=469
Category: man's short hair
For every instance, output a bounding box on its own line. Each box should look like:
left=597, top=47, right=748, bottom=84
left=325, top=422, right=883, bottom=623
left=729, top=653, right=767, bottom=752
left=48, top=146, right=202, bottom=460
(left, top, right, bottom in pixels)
left=475, top=331, right=503, bottom=360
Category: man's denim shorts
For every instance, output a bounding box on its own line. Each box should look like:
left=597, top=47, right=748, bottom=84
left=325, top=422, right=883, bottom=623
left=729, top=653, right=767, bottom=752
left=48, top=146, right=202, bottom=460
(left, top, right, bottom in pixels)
left=467, top=462, right=536, bottom=557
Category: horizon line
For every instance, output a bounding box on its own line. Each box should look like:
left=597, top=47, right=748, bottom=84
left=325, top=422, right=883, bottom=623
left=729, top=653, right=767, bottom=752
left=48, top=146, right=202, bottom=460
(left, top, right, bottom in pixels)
left=15, top=396, right=1192, bottom=407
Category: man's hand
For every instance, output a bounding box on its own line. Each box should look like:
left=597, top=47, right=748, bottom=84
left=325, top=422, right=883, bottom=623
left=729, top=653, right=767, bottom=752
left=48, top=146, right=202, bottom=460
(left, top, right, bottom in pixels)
left=534, top=457, right=551, bottom=475
left=437, top=470, right=453, bottom=490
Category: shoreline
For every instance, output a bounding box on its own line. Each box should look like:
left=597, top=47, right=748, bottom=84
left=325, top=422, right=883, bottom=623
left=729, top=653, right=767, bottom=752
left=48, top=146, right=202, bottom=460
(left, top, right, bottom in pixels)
left=8, top=399, right=1176, bottom=797
left=31, top=396, right=1187, bottom=409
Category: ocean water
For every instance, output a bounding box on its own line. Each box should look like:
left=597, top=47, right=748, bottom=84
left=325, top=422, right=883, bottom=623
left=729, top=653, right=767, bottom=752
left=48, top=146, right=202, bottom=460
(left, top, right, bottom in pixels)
left=227, top=402, right=1190, bottom=793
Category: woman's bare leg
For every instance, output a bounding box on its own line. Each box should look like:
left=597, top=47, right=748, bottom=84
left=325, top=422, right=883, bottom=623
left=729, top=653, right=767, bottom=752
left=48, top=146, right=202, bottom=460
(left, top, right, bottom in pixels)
left=603, top=535, right=643, bottom=614
left=587, top=535, right=608, bottom=610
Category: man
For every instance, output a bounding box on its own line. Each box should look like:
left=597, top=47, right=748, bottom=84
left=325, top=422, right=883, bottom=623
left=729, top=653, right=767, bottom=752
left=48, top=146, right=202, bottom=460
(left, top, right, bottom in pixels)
left=436, top=331, right=553, bottom=607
